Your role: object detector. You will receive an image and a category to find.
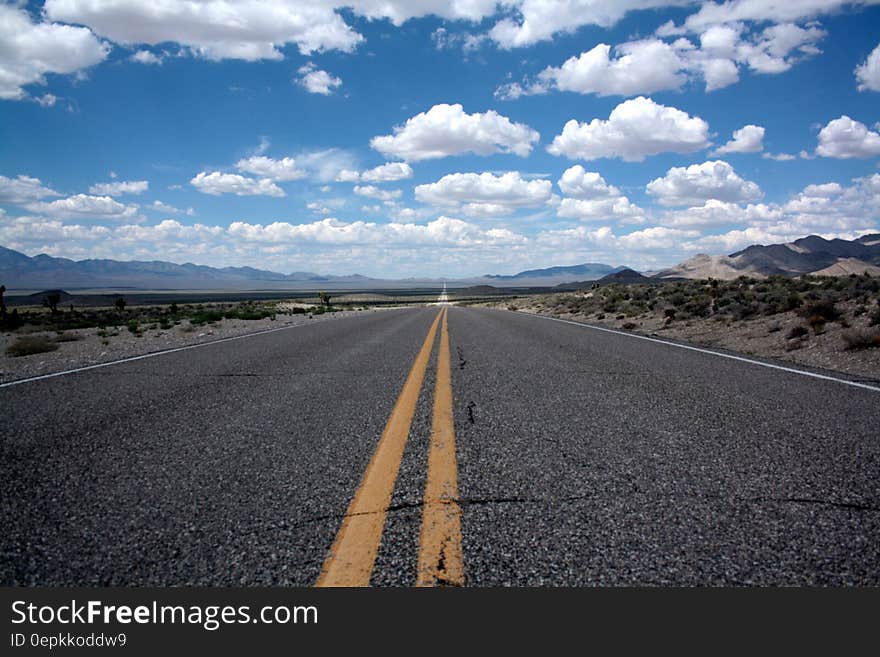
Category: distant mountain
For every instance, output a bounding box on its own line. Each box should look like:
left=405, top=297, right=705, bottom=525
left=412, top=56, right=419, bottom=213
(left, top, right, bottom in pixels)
left=598, top=268, right=651, bottom=284
left=654, top=234, right=880, bottom=280
left=0, top=246, right=374, bottom=291
left=485, top=262, right=621, bottom=280
left=480, top=262, right=623, bottom=286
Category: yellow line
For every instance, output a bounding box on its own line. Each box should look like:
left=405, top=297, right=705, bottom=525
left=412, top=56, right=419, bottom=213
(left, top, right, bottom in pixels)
left=416, top=307, right=464, bottom=586
left=316, top=308, right=443, bottom=587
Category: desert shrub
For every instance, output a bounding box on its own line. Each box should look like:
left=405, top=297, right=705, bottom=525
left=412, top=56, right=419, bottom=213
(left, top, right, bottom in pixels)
left=807, top=315, right=826, bottom=334
left=508, top=305, right=518, bottom=311
left=841, top=329, right=880, bottom=350
left=2, top=309, right=24, bottom=330
left=595, top=313, right=605, bottom=320
left=683, top=295, right=712, bottom=317
left=190, top=310, right=224, bottom=325
left=800, top=300, right=840, bottom=322
left=6, top=335, right=59, bottom=357
left=870, top=304, right=880, bottom=327
left=53, top=332, right=83, bottom=342
left=669, top=292, right=687, bottom=307
left=127, top=320, right=140, bottom=334
left=787, top=325, right=809, bottom=339
left=622, top=322, right=637, bottom=329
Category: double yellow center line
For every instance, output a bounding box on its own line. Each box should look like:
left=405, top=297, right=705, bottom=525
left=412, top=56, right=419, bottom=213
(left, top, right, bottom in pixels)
left=316, top=307, right=463, bottom=587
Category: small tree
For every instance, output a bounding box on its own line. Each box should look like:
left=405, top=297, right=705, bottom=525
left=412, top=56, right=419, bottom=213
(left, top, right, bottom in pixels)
left=318, top=291, right=331, bottom=307
left=115, top=296, right=127, bottom=312
left=43, top=292, right=61, bottom=315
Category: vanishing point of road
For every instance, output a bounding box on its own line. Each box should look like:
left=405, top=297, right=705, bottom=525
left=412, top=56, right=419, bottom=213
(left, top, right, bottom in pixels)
left=2, top=305, right=878, bottom=585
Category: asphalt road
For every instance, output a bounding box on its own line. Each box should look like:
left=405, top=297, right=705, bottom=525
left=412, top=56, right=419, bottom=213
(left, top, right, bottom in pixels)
left=2, top=305, right=878, bottom=586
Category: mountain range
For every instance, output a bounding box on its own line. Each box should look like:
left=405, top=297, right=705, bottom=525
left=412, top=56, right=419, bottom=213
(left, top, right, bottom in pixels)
left=654, top=234, right=880, bottom=279
left=0, top=245, right=625, bottom=291
left=2, top=233, right=879, bottom=291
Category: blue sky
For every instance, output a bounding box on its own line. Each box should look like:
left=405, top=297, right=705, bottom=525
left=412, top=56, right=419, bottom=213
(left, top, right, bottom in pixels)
left=1, top=1, right=879, bottom=277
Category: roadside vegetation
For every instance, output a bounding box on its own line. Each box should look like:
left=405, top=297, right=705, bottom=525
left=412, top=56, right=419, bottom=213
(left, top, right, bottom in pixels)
left=0, top=291, right=349, bottom=354
left=503, top=273, right=880, bottom=354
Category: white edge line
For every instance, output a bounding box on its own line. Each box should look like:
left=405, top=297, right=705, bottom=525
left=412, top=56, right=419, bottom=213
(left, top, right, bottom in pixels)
left=1, top=318, right=320, bottom=389
left=510, top=310, right=880, bottom=393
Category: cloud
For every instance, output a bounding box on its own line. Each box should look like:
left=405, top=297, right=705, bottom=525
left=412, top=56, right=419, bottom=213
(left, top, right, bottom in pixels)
left=335, top=162, right=414, bottom=183
left=295, top=149, right=359, bottom=182
left=44, top=0, right=364, bottom=60
left=0, top=175, right=61, bottom=204
left=547, top=97, right=710, bottom=162
left=500, top=19, right=826, bottom=99
left=236, top=156, right=308, bottom=181
left=556, top=197, right=646, bottom=223
left=88, top=180, right=149, bottom=196
left=36, top=94, right=58, bottom=107
left=677, top=0, right=876, bottom=33
left=0, top=4, right=109, bottom=100
left=555, top=166, right=645, bottom=223
left=815, top=116, right=880, bottom=158
left=148, top=200, right=195, bottom=216
left=414, top=172, right=553, bottom=217
left=762, top=152, right=796, bottom=161
left=647, top=160, right=763, bottom=206
left=660, top=200, right=781, bottom=228
left=712, top=125, right=765, bottom=155
left=190, top=172, right=285, bottom=197
left=557, top=166, right=621, bottom=199
left=297, top=62, right=342, bottom=95
left=486, top=0, right=682, bottom=49
left=130, top=49, right=162, bottom=64
left=360, top=162, right=414, bottom=182
left=227, top=216, right=527, bottom=247
left=26, top=194, right=140, bottom=220
left=353, top=185, right=402, bottom=202
left=371, top=104, right=540, bottom=162
left=499, top=40, right=686, bottom=99
left=856, top=42, right=880, bottom=92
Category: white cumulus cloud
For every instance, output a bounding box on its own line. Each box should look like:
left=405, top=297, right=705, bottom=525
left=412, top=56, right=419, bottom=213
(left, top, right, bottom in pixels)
left=414, top=172, right=553, bottom=216
left=336, top=162, right=414, bottom=183
left=0, top=3, right=109, bottom=100
left=500, top=39, right=686, bottom=99
left=236, top=156, right=308, bottom=181
left=547, top=97, right=710, bottom=162
left=816, top=116, right=880, bottom=159
left=712, top=125, right=765, bottom=155
left=353, top=185, right=402, bottom=202
left=44, top=0, right=364, bottom=60
left=856, top=42, right=880, bottom=91
left=647, top=160, right=763, bottom=206
left=0, top=175, right=61, bottom=204
left=190, top=172, right=285, bottom=197
left=89, top=180, right=149, bottom=196
left=297, top=62, right=342, bottom=95
left=555, top=166, right=646, bottom=223
left=371, top=104, right=540, bottom=162
left=26, top=194, right=140, bottom=220
left=130, top=49, right=162, bottom=65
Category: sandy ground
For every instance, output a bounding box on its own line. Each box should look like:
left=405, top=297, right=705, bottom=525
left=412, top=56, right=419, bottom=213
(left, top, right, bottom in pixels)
left=0, top=308, right=385, bottom=385
left=488, top=299, right=880, bottom=382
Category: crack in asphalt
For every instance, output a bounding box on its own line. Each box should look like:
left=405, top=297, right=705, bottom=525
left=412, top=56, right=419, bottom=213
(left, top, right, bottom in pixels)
left=456, top=347, right=467, bottom=370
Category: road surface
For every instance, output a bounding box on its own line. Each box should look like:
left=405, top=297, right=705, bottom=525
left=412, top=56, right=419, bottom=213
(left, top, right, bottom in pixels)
left=2, top=306, right=878, bottom=585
